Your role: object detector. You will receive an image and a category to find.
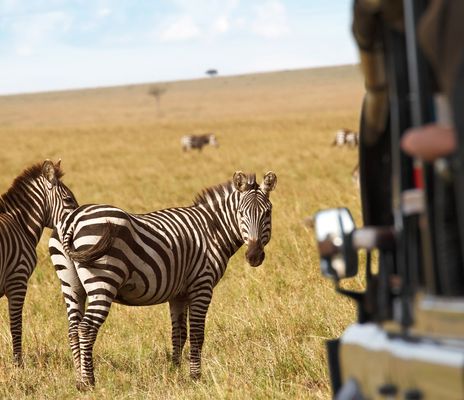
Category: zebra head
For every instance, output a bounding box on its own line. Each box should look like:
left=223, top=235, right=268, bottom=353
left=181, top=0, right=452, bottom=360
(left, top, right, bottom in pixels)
left=208, top=134, right=219, bottom=147
left=41, top=160, right=78, bottom=228
left=233, top=171, right=277, bottom=267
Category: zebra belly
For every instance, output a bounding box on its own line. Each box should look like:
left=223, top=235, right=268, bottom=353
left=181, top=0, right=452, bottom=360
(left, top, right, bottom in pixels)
left=113, top=294, right=169, bottom=306
left=113, top=268, right=181, bottom=306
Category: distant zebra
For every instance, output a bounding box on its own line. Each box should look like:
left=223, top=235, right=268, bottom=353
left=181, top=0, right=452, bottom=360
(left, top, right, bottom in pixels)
left=49, top=171, right=277, bottom=389
left=0, top=160, right=78, bottom=365
left=352, top=163, right=360, bottom=188
left=332, top=128, right=359, bottom=147
left=181, top=133, right=219, bottom=151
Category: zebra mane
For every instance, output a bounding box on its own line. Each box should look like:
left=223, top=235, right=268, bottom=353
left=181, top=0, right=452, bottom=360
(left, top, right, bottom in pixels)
left=193, top=174, right=259, bottom=207
left=193, top=181, right=234, bottom=207
left=0, top=162, right=64, bottom=212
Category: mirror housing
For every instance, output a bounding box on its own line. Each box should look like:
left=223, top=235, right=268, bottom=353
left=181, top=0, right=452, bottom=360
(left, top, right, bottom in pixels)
left=313, top=208, right=358, bottom=280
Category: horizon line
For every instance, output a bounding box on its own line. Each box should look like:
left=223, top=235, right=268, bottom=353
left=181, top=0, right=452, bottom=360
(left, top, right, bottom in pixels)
left=0, top=62, right=360, bottom=98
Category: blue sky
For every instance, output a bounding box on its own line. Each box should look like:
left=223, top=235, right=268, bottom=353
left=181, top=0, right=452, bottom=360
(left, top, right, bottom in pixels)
left=0, top=0, right=358, bottom=94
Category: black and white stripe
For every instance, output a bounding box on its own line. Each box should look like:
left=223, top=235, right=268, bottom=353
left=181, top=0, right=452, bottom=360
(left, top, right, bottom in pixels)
left=181, top=133, right=219, bottom=151
left=49, top=171, right=277, bottom=389
left=332, top=129, right=359, bottom=147
left=0, top=160, right=78, bottom=364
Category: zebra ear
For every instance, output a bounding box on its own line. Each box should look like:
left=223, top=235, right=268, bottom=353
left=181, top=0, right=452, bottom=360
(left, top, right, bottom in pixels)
left=260, top=171, right=277, bottom=195
left=55, top=159, right=61, bottom=169
left=42, top=159, right=57, bottom=186
left=233, top=171, right=248, bottom=192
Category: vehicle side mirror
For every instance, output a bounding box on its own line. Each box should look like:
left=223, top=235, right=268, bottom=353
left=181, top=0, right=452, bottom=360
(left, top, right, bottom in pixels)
left=313, top=208, right=358, bottom=280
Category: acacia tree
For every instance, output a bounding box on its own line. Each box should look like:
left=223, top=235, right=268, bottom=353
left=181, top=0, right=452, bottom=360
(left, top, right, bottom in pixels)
left=148, top=86, right=167, bottom=116
left=206, top=69, right=218, bottom=78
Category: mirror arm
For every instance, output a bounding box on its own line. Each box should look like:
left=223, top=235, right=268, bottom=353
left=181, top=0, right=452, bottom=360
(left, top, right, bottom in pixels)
left=352, top=226, right=395, bottom=251
left=334, top=281, right=364, bottom=301
left=334, top=281, right=376, bottom=324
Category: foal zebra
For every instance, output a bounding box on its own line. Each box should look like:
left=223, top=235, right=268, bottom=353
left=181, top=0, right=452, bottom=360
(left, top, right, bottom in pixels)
left=181, top=133, right=219, bottom=151
left=49, top=171, right=277, bottom=389
left=0, top=160, right=77, bottom=364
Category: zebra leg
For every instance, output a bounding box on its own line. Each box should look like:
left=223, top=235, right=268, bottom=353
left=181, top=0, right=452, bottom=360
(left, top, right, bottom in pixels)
left=188, top=295, right=212, bottom=379
left=64, top=274, right=86, bottom=384
left=68, top=299, right=85, bottom=383
left=169, top=298, right=188, bottom=366
left=6, top=282, right=27, bottom=366
left=50, top=230, right=86, bottom=381
left=76, top=286, right=115, bottom=390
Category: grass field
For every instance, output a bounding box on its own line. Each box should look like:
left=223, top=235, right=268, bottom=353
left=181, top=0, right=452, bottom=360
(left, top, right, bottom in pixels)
left=0, top=65, right=365, bottom=399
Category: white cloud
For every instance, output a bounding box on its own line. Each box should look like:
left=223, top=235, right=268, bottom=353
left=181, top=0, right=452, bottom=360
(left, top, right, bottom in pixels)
left=212, top=16, right=229, bottom=33
left=166, top=0, right=238, bottom=37
left=16, top=45, right=32, bottom=56
left=97, top=7, right=111, bottom=17
left=170, top=0, right=239, bottom=15
left=0, top=0, right=22, bottom=14
left=251, top=0, right=289, bottom=38
left=235, top=17, right=246, bottom=28
left=9, top=11, right=73, bottom=56
left=159, top=15, right=201, bottom=42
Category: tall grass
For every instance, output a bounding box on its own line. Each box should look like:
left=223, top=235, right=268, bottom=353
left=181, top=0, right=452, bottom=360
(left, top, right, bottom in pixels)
left=0, top=65, right=364, bottom=399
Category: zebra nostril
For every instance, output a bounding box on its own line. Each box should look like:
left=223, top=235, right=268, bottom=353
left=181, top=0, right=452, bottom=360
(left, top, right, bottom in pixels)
left=246, top=240, right=264, bottom=267
left=246, top=251, right=265, bottom=267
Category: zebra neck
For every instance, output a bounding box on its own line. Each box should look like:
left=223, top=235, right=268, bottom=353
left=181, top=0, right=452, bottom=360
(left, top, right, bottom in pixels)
left=0, top=181, right=45, bottom=245
left=198, top=192, right=243, bottom=259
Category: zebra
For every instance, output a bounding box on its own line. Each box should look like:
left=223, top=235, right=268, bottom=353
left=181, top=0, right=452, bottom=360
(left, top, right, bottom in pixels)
left=0, top=160, right=78, bottom=365
left=351, top=163, right=360, bottom=188
left=49, top=171, right=277, bottom=389
left=181, top=133, right=219, bottom=151
left=332, top=128, right=359, bottom=147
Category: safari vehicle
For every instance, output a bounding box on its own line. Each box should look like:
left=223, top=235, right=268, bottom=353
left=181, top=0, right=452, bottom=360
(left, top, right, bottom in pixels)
left=312, top=1, right=464, bottom=399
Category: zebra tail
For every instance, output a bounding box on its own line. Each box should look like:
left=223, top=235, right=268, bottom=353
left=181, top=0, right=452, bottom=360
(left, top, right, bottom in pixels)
left=67, top=222, right=117, bottom=264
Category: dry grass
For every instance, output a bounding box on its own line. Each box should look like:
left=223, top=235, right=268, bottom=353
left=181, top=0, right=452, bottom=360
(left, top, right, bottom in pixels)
left=0, top=65, right=364, bottom=399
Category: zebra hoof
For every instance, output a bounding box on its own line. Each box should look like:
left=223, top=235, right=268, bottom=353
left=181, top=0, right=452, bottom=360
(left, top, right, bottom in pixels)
left=190, top=371, right=202, bottom=380
left=76, top=379, right=95, bottom=392
left=13, top=355, right=23, bottom=367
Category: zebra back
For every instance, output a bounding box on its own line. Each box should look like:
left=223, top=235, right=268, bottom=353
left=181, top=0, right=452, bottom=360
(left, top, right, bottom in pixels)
left=181, top=133, right=219, bottom=151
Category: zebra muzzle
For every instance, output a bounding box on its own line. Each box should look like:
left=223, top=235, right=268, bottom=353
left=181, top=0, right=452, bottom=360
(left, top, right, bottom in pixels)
left=246, top=240, right=265, bottom=267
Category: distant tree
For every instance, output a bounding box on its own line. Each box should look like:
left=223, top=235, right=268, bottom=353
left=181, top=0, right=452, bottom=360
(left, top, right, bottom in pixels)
left=148, top=86, right=167, bottom=116
left=206, top=69, right=218, bottom=78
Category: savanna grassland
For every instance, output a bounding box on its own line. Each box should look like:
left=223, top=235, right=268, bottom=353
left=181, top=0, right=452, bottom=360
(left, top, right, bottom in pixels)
left=0, top=65, right=365, bottom=399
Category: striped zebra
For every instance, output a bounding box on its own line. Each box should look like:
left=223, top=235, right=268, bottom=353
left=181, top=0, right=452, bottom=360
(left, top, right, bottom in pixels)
left=332, top=128, right=359, bottom=147
left=0, top=160, right=78, bottom=365
left=352, top=163, right=360, bottom=188
left=49, top=171, right=277, bottom=389
left=181, top=133, right=219, bottom=151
